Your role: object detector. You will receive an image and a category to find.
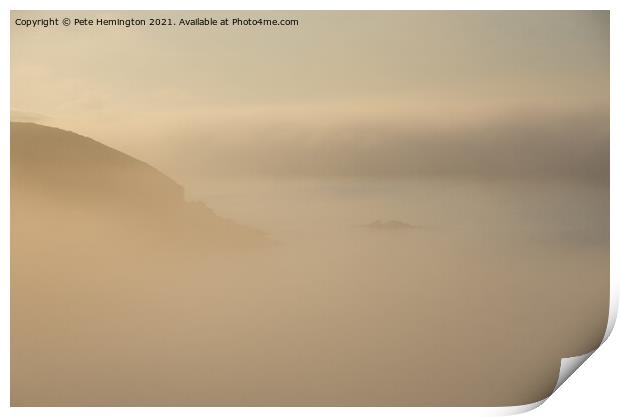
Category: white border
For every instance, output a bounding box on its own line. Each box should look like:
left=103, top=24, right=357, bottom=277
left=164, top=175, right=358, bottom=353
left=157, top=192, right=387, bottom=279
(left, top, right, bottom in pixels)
left=2, top=1, right=617, bottom=415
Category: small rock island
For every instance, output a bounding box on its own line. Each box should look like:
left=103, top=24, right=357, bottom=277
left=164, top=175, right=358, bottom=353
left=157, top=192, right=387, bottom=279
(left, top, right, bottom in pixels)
left=362, top=220, right=415, bottom=230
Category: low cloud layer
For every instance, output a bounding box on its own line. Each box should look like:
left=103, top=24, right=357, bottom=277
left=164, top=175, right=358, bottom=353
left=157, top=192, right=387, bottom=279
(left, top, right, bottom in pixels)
left=166, top=108, right=609, bottom=185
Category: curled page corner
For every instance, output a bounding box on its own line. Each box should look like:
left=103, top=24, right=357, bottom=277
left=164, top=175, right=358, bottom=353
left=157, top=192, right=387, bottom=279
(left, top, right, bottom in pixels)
left=492, top=352, right=594, bottom=416
left=491, top=399, right=546, bottom=416
left=496, top=294, right=617, bottom=415
left=553, top=351, right=595, bottom=392
left=603, top=276, right=618, bottom=343
left=550, top=255, right=618, bottom=393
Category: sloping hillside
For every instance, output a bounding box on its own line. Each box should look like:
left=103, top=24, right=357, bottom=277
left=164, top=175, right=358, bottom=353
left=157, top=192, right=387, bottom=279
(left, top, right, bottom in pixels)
left=11, top=122, right=265, bottom=252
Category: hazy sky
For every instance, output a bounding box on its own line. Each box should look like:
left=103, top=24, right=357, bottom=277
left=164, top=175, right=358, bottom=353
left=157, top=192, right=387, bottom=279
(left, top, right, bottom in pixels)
left=11, top=11, right=609, bottom=183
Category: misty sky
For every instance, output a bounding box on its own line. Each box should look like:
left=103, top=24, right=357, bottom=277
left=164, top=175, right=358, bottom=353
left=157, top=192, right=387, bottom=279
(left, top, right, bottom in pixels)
left=11, top=11, right=609, bottom=184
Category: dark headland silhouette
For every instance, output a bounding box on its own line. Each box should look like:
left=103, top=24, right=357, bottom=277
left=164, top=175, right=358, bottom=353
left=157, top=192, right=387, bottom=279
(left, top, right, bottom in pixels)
left=11, top=122, right=266, bottom=253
